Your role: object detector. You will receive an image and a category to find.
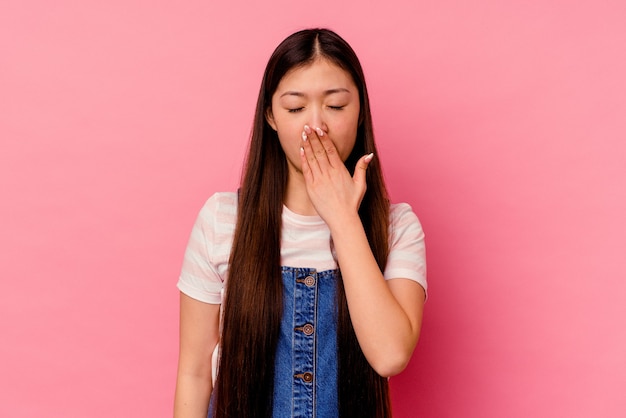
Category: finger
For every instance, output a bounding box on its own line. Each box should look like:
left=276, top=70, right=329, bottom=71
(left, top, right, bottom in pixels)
left=306, top=125, right=332, bottom=170
left=301, top=127, right=321, bottom=177
left=299, top=146, right=315, bottom=183
left=314, top=126, right=343, bottom=168
left=353, top=153, right=374, bottom=185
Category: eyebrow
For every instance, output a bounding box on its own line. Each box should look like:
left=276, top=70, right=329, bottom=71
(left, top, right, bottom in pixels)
left=279, top=88, right=351, bottom=98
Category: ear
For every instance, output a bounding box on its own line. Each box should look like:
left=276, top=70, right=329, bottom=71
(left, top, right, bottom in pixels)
left=265, top=107, right=277, bottom=131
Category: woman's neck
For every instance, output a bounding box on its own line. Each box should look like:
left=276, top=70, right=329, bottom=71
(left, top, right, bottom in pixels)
left=283, top=172, right=318, bottom=216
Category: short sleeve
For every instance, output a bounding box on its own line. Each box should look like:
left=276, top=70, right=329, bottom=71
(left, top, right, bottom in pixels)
left=384, top=203, right=427, bottom=296
left=177, top=193, right=237, bottom=304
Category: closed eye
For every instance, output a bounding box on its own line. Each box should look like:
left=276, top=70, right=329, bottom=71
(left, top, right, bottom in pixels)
left=328, top=106, right=345, bottom=110
left=288, top=107, right=304, bottom=113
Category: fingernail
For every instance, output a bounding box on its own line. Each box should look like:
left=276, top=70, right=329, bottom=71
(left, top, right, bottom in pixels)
left=315, top=127, right=324, bottom=137
left=365, top=153, right=374, bottom=162
left=304, top=125, right=312, bottom=134
left=302, top=131, right=308, bottom=141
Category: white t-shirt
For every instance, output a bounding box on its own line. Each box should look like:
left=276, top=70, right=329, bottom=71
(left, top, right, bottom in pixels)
left=177, top=192, right=427, bottom=304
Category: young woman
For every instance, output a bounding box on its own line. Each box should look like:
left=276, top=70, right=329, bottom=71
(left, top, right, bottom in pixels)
left=174, top=28, right=427, bottom=418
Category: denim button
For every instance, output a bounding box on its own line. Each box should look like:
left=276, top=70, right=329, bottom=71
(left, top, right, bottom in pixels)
left=295, top=323, right=315, bottom=336
left=304, top=275, right=315, bottom=287
left=295, top=372, right=314, bottom=383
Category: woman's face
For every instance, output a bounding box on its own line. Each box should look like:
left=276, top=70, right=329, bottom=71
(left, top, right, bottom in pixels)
left=267, top=58, right=360, bottom=174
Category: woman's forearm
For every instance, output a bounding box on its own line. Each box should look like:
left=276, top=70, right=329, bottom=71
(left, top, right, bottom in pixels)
left=174, top=373, right=212, bottom=418
left=174, top=293, right=220, bottom=417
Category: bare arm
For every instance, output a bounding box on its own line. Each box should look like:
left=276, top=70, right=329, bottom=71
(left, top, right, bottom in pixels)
left=174, top=292, right=220, bottom=418
left=300, top=125, right=425, bottom=377
left=329, top=216, right=425, bottom=376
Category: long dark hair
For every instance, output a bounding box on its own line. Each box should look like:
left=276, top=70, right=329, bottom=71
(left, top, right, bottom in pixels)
left=213, top=28, right=392, bottom=418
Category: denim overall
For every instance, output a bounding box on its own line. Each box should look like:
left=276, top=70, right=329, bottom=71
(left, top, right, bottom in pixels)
left=272, top=267, right=339, bottom=417
left=208, top=267, right=339, bottom=418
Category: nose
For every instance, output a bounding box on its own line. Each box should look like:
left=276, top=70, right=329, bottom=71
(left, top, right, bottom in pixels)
left=309, top=107, right=328, bottom=133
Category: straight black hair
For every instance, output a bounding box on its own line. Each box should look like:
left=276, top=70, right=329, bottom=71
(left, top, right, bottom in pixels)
left=213, top=28, right=392, bottom=417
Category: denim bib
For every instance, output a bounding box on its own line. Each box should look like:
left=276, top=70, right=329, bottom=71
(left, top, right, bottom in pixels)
left=273, top=267, right=339, bottom=417
left=208, top=267, right=339, bottom=418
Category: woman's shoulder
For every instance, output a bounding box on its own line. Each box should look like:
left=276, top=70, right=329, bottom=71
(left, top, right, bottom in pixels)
left=196, top=191, right=238, bottom=224
left=388, top=201, right=425, bottom=244
left=204, top=191, right=238, bottom=207
left=389, top=202, right=421, bottom=226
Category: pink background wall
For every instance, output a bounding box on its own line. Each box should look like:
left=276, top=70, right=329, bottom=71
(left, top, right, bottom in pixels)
left=1, top=1, right=625, bottom=417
